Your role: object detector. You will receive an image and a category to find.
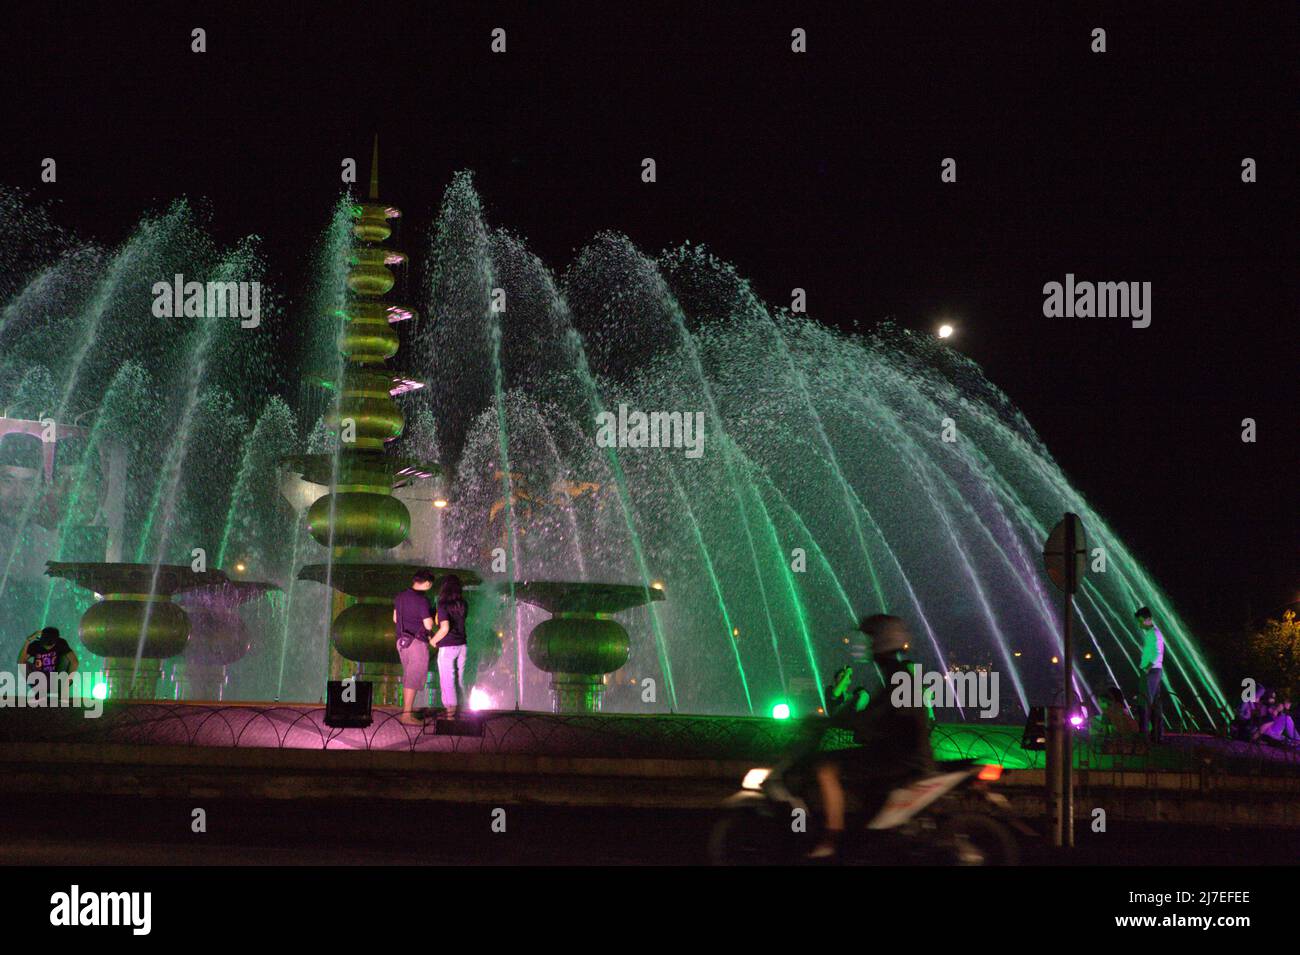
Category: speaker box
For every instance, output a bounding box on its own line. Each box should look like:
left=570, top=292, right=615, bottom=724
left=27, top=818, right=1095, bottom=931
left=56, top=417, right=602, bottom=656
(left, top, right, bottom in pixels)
left=324, top=679, right=373, bottom=728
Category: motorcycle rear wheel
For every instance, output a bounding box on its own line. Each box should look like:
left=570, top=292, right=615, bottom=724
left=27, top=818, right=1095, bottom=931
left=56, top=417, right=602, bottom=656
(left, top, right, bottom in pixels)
left=938, top=812, right=1020, bottom=866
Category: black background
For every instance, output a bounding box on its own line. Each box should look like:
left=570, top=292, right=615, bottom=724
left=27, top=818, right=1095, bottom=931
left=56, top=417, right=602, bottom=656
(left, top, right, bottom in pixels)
left=2, top=1, right=1295, bottom=638
left=17, top=862, right=1290, bottom=937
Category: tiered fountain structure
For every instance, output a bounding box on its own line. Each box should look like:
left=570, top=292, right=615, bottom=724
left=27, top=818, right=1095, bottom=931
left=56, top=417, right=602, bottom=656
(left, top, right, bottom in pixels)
left=288, top=143, right=666, bottom=713
left=287, top=141, right=477, bottom=706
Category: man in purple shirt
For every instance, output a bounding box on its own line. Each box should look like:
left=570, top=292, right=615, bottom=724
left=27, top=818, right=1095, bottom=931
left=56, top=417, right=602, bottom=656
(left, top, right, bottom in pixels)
left=393, top=571, right=435, bottom=725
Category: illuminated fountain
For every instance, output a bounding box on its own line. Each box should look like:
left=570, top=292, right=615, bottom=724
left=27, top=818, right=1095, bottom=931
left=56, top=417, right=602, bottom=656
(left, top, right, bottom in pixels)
left=424, top=177, right=1231, bottom=726
left=0, top=162, right=1232, bottom=727
left=3, top=195, right=283, bottom=701
left=286, top=140, right=492, bottom=706
left=516, top=580, right=664, bottom=712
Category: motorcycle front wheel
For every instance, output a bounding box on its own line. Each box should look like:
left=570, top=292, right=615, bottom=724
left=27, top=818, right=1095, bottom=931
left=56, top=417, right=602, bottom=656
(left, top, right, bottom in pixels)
left=708, top=811, right=791, bottom=865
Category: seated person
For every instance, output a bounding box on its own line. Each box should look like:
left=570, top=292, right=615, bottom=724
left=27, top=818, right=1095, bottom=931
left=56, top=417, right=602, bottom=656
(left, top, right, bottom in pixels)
left=18, top=626, right=78, bottom=675
left=1091, top=686, right=1142, bottom=754
left=1231, top=691, right=1262, bottom=741
left=1253, top=696, right=1298, bottom=747
left=1092, top=686, right=1139, bottom=735
left=1233, top=685, right=1281, bottom=741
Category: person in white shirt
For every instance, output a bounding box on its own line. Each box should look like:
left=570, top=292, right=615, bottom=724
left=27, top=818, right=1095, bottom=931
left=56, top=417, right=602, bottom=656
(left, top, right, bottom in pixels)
left=1135, top=606, right=1165, bottom=742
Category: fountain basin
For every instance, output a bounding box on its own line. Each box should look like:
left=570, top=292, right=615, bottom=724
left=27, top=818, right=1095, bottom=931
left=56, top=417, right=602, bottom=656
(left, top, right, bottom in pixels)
left=298, top=563, right=483, bottom=599
left=325, top=371, right=406, bottom=450
left=44, top=562, right=260, bottom=700
left=338, top=296, right=419, bottom=364
left=515, top=581, right=665, bottom=713
left=347, top=262, right=396, bottom=296
left=80, top=597, right=189, bottom=659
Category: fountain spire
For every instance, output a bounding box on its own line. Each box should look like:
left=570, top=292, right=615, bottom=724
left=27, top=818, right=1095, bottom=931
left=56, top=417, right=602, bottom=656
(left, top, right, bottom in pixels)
left=369, top=134, right=380, bottom=201
left=285, top=139, right=459, bottom=705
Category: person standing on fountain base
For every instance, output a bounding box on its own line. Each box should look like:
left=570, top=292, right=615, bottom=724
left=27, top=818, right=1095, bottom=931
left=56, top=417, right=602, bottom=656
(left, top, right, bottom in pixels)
left=430, top=573, right=468, bottom=718
left=393, top=570, right=436, bottom=725
left=1135, top=606, right=1165, bottom=743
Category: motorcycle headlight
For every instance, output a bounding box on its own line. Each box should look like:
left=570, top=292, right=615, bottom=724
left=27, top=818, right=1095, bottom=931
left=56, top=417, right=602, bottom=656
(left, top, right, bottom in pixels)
left=741, top=767, right=771, bottom=791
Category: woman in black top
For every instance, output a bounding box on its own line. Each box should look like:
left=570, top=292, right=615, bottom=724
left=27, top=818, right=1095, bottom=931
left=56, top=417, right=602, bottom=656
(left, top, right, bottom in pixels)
left=431, top=574, right=469, bottom=716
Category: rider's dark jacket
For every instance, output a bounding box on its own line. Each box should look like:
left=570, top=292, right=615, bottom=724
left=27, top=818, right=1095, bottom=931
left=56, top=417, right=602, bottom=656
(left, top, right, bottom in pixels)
left=826, top=655, right=933, bottom=777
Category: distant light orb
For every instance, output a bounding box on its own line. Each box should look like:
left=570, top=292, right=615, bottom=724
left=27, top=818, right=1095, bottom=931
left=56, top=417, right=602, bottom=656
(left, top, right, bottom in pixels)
left=468, top=687, right=493, bottom=711
left=234, top=562, right=247, bottom=573
left=938, top=323, right=954, bottom=339
left=433, top=499, right=449, bottom=509
left=771, top=702, right=791, bottom=720
left=651, top=580, right=664, bottom=591
left=91, top=682, right=108, bottom=701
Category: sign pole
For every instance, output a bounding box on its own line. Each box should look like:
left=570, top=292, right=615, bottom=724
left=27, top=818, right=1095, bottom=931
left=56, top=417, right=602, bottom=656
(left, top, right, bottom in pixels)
left=1062, top=515, right=1075, bottom=849
left=1045, top=703, right=1064, bottom=846
left=1043, top=511, right=1085, bottom=850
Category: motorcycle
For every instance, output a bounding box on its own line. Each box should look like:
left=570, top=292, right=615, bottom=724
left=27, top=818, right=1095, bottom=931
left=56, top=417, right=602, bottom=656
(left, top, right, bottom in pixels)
left=709, top=753, right=1028, bottom=865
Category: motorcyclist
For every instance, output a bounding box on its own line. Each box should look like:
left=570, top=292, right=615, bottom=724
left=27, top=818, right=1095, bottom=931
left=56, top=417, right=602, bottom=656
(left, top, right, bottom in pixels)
left=808, top=613, right=933, bottom=859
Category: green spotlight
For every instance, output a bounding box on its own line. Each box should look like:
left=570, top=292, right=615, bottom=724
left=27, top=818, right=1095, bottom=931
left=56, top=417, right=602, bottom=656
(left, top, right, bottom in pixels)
left=771, top=702, right=791, bottom=720
left=91, top=682, right=108, bottom=701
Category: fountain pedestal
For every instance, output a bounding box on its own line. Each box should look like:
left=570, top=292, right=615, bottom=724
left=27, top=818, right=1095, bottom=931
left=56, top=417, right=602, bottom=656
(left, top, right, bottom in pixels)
left=171, top=661, right=228, bottom=701
left=173, top=581, right=276, bottom=701
left=516, top=581, right=664, bottom=713
left=100, top=656, right=170, bottom=700
left=333, top=593, right=404, bottom=705
left=80, top=595, right=189, bottom=697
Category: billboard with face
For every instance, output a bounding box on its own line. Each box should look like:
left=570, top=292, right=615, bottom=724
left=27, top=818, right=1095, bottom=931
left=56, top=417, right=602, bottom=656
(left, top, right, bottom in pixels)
left=0, top=418, right=111, bottom=593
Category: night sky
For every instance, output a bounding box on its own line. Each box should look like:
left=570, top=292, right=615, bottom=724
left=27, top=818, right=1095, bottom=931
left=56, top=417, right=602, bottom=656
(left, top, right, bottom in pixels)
left=3, top=2, right=1295, bottom=636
